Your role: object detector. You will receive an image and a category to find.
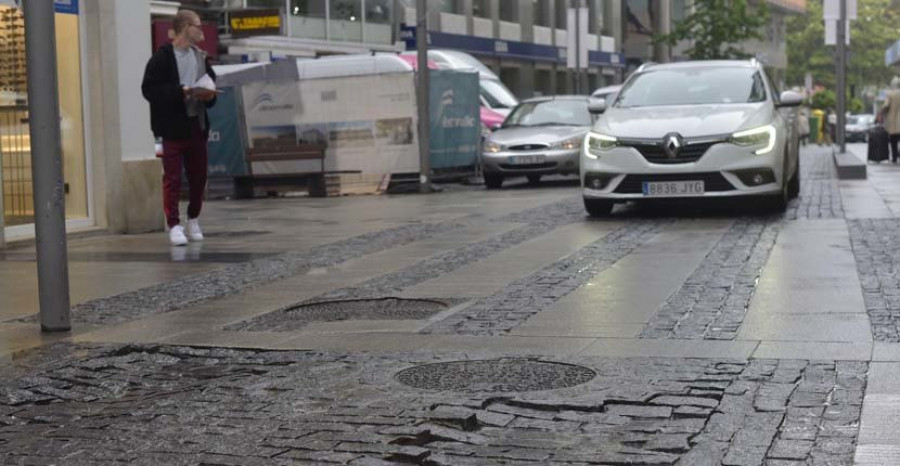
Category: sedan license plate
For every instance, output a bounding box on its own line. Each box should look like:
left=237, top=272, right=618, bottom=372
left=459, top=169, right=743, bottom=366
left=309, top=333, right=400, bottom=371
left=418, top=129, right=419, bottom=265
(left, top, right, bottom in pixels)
left=642, top=180, right=705, bottom=197
left=507, top=155, right=545, bottom=165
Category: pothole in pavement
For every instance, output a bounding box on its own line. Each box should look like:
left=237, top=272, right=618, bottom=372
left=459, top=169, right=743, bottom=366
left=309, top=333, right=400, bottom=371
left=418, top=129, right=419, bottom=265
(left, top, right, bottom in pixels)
left=226, top=297, right=452, bottom=332
left=395, top=358, right=597, bottom=392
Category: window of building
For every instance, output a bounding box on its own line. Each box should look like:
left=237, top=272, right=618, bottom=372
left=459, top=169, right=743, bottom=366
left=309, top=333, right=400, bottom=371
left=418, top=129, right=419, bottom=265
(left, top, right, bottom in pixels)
left=532, top=0, right=550, bottom=27
left=247, top=0, right=284, bottom=8
left=291, top=0, right=327, bottom=17
left=555, top=0, right=568, bottom=29
left=331, top=0, right=362, bottom=21
left=473, top=0, right=490, bottom=18
left=500, top=1, right=517, bottom=22
left=366, top=0, right=392, bottom=23
left=1, top=6, right=88, bottom=228
left=439, top=0, right=462, bottom=14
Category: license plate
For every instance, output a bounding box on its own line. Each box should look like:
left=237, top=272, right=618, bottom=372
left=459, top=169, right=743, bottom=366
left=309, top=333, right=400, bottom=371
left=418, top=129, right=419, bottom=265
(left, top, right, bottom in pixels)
left=507, top=155, right=545, bottom=165
left=642, top=180, right=705, bottom=197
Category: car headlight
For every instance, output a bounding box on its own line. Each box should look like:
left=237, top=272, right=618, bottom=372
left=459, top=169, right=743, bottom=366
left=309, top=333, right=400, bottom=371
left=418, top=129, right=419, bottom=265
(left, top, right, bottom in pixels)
left=483, top=140, right=503, bottom=153
left=731, top=125, right=776, bottom=155
left=584, top=132, right=617, bottom=159
left=552, top=136, right=583, bottom=151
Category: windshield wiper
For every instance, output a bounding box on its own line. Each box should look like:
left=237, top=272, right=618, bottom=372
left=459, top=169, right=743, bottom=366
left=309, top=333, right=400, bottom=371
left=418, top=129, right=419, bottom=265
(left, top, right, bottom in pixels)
left=525, top=122, right=580, bottom=127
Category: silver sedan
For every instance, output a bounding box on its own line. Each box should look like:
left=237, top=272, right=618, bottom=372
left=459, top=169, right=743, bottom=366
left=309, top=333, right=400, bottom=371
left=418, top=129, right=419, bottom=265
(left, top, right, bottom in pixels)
left=481, top=96, right=593, bottom=189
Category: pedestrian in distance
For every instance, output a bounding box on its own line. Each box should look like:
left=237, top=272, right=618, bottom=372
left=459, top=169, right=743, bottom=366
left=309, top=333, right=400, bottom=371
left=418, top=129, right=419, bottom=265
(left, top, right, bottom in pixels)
left=881, top=77, right=900, bottom=164
left=141, top=9, right=217, bottom=246
left=798, top=105, right=810, bottom=146
left=825, top=108, right=836, bottom=146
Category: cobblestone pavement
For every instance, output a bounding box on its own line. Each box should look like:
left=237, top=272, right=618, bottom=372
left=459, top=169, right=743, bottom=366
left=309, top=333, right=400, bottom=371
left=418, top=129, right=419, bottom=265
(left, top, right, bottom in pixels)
left=0, top=344, right=867, bottom=465
left=848, top=218, right=900, bottom=342
left=787, top=146, right=844, bottom=221
left=423, top=220, right=671, bottom=336
left=640, top=218, right=781, bottom=341
left=10, top=197, right=585, bottom=327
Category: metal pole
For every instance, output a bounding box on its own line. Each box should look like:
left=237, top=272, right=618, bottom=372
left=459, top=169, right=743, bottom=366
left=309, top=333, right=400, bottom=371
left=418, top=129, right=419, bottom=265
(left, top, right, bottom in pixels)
left=23, top=0, right=71, bottom=332
left=416, top=0, right=431, bottom=192
left=836, top=0, right=847, bottom=153
left=574, top=0, right=581, bottom=94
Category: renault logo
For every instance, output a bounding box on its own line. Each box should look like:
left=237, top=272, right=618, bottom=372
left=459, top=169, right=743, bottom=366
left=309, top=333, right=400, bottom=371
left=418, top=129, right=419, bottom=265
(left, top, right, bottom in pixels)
left=663, top=134, right=683, bottom=159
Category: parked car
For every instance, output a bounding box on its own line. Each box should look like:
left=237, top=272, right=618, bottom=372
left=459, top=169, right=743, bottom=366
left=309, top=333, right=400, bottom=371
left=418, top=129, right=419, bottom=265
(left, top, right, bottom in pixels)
left=846, top=114, right=876, bottom=142
left=591, top=85, right=622, bottom=102
left=481, top=96, right=594, bottom=188
left=581, top=59, right=802, bottom=216
left=401, top=50, right=519, bottom=117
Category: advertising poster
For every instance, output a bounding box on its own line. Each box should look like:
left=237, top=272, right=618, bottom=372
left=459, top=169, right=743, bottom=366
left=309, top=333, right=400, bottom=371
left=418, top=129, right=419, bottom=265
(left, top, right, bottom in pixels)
left=206, top=87, right=247, bottom=176
left=429, top=70, right=480, bottom=170
left=296, top=73, right=419, bottom=174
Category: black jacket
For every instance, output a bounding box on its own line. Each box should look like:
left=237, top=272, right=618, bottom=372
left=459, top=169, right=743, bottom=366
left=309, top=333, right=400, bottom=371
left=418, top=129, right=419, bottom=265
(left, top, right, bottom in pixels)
left=141, top=43, right=217, bottom=140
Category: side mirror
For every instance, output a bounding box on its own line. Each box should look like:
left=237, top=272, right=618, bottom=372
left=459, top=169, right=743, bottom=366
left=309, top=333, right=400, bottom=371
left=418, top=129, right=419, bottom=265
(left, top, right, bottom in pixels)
left=588, top=98, right=607, bottom=114
left=777, top=90, right=803, bottom=108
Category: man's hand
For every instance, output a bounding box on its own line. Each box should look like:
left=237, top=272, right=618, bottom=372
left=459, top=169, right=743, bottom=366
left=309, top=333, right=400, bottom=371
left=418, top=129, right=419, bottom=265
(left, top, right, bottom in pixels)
left=192, top=89, right=217, bottom=102
left=183, top=86, right=191, bottom=99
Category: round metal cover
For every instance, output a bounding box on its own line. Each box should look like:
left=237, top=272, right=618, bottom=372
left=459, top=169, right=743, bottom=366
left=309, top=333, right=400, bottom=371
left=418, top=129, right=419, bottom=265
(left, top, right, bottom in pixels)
left=287, top=297, right=446, bottom=322
left=395, top=359, right=596, bottom=392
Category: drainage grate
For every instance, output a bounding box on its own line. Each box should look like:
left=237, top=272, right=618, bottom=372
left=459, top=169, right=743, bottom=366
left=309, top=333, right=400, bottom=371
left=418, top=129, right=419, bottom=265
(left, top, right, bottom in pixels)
left=227, top=297, right=450, bottom=332
left=395, top=358, right=596, bottom=392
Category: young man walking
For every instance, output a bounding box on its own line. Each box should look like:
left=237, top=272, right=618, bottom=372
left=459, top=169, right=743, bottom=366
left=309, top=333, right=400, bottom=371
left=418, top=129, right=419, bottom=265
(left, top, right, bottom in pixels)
left=141, top=9, right=217, bottom=246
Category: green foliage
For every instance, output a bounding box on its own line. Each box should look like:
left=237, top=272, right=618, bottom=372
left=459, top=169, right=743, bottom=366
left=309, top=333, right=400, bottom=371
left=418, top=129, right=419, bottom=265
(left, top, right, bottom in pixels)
left=850, top=98, right=864, bottom=113
left=811, top=89, right=836, bottom=110
left=786, top=0, right=900, bottom=94
left=653, top=0, right=770, bottom=59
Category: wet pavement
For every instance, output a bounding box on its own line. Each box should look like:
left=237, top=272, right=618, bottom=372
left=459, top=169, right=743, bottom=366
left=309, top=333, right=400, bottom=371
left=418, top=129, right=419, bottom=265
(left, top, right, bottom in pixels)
left=2, top=145, right=900, bottom=465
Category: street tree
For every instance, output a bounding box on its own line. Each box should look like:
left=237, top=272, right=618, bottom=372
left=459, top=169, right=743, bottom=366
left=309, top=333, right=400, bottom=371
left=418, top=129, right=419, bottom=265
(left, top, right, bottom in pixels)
left=786, top=0, right=900, bottom=95
left=653, top=0, right=770, bottom=59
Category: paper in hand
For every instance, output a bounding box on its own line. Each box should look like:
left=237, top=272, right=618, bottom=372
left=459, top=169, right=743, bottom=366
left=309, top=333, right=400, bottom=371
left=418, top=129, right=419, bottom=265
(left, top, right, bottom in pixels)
left=192, top=74, right=216, bottom=91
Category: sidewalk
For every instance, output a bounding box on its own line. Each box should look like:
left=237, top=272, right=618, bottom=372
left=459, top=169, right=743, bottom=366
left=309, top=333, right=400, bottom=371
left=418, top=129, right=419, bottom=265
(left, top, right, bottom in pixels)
left=2, top=148, right=900, bottom=464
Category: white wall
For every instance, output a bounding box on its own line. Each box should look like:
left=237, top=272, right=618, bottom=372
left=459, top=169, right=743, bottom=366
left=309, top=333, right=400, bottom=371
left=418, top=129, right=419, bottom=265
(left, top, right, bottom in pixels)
left=112, top=0, right=154, bottom=161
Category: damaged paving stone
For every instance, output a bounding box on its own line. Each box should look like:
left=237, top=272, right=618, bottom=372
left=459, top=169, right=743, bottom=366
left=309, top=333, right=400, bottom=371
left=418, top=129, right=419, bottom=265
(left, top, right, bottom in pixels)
left=0, top=345, right=867, bottom=465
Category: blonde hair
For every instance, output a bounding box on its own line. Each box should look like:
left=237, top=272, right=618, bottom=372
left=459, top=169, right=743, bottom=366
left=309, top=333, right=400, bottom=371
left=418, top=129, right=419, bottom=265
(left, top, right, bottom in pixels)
left=173, top=10, right=200, bottom=35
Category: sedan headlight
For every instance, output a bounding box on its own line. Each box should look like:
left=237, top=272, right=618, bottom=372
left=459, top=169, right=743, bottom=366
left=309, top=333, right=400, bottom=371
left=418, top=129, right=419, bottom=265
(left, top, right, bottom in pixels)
left=584, top=132, right=618, bottom=159
left=552, top=135, right=584, bottom=151
left=731, top=125, right=776, bottom=155
left=483, top=140, right=503, bottom=153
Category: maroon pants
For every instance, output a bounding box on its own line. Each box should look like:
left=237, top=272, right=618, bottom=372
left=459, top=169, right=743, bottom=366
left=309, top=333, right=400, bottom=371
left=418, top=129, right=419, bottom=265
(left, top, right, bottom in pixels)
left=161, top=120, right=208, bottom=228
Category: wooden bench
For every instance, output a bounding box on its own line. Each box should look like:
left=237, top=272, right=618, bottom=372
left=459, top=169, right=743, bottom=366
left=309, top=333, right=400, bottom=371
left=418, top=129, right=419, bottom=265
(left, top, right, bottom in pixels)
left=233, top=143, right=330, bottom=198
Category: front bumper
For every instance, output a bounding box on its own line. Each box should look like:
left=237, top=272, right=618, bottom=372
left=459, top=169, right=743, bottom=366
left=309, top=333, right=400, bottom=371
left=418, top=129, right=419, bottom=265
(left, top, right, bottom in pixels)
left=581, top=142, right=786, bottom=201
left=482, top=149, right=580, bottom=176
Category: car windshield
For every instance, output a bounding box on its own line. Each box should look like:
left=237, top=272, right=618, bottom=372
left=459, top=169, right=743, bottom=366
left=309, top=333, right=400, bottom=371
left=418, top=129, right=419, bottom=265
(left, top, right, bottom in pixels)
left=503, top=99, right=592, bottom=128
left=848, top=115, right=873, bottom=126
left=615, top=67, right=768, bottom=108
left=481, top=79, right=519, bottom=109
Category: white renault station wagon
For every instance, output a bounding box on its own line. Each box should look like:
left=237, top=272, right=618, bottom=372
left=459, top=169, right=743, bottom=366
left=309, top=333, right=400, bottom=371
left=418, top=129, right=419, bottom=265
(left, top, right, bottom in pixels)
left=581, top=60, right=802, bottom=217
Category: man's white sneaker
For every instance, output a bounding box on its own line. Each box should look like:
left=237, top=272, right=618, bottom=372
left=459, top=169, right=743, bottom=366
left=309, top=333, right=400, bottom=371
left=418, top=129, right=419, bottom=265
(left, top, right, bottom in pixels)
left=187, top=218, right=204, bottom=242
left=169, top=225, right=188, bottom=246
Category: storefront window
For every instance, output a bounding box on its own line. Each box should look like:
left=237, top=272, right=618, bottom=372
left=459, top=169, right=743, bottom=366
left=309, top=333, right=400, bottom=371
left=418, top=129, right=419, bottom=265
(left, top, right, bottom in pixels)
left=247, top=0, right=284, bottom=8
left=0, top=5, right=87, bottom=229
left=439, top=0, right=461, bottom=14
left=330, top=0, right=362, bottom=42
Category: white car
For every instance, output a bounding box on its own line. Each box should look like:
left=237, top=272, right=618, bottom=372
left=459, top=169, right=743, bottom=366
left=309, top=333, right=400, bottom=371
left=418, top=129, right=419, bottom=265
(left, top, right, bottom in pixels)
left=581, top=60, right=802, bottom=217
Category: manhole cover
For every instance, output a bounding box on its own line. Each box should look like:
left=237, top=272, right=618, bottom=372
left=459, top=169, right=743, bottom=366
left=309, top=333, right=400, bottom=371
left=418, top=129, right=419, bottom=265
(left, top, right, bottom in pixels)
left=227, top=298, right=450, bottom=332
left=395, top=359, right=596, bottom=392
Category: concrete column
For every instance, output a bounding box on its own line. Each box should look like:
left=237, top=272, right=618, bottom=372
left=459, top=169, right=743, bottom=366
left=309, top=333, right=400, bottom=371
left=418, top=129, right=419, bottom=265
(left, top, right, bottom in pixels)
left=653, top=0, right=671, bottom=63
left=519, top=0, right=534, bottom=42
left=84, top=0, right=160, bottom=234
left=520, top=62, right=536, bottom=98
left=489, top=0, right=500, bottom=39
left=462, top=0, right=474, bottom=35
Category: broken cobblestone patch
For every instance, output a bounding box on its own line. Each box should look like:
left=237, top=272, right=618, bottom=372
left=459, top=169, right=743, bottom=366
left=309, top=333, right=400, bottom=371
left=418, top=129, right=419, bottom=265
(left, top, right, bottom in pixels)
left=0, top=345, right=867, bottom=465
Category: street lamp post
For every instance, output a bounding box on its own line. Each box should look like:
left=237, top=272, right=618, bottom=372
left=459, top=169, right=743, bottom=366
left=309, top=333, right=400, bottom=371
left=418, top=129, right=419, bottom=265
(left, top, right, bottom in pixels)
left=416, top=0, right=431, bottom=193
left=23, top=0, right=72, bottom=332
left=836, top=0, right=847, bottom=154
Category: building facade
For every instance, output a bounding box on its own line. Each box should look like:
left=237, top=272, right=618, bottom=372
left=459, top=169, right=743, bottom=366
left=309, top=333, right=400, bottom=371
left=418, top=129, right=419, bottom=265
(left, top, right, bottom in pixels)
left=0, top=0, right=159, bottom=246
left=211, top=0, right=624, bottom=99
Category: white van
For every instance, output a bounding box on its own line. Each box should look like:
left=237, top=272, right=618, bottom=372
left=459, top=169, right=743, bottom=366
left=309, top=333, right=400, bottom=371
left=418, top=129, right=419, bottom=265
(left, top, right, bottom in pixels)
left=400, top=49, right=519, bottom=116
